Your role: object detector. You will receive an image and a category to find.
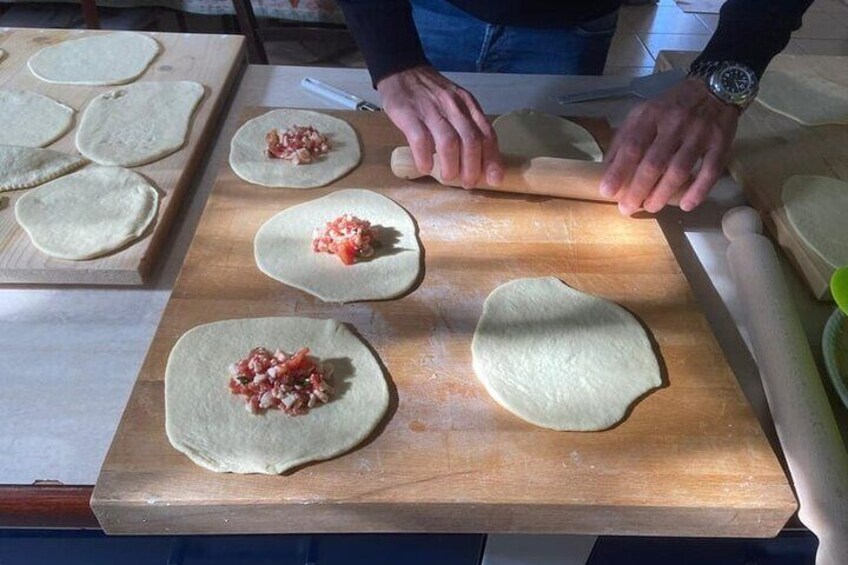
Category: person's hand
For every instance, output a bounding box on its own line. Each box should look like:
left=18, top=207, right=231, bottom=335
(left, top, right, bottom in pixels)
left=377, top=65, right=504, bottom=188
left=600, top=78, right=739, bottom=215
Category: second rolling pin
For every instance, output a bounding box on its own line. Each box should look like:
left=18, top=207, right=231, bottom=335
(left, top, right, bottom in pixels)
left=390, top=146, right=681, bottom=206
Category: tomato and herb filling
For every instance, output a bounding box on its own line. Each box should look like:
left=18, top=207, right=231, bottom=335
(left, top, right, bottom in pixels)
left=265, top=125, right=330, bottom=165
left=228, top=347, right=333, bottom=415
left=312, top=214, right=378, bottom=266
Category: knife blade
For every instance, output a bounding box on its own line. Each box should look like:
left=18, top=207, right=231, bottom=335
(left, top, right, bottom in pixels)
left=300, top=77, right=381, bottom=111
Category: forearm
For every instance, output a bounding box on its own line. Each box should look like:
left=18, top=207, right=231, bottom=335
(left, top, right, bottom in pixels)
left=694, top=0, right=814, bottom=77
left=336, top=0, right=430, bottom=86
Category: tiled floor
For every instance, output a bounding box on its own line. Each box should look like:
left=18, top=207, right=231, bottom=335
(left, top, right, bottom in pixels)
left=603, top=0, right=848, bottom=76
left=1, top=0, right=848, bottom=74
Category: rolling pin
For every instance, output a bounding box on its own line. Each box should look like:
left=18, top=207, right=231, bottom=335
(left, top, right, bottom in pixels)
left=723, top=207, right=848, bottom=565
left=390, top=146, right=682, bottom=206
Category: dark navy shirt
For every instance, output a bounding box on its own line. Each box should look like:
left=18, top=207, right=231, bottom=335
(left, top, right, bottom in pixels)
left=336, top=0, right=813, bottom=84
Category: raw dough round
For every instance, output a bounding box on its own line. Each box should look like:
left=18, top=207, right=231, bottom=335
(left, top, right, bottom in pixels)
left=493, top=109, right=603, bottom=161
left=472, top=277, right=661, bottom=431
left=782, top=175, right=848, bottom=269
left=230, top=109, right=361, bottom=188
left=28, top=32, right=160, bottom=86
left=15, top=166, right=159, bottom=260
left=0, top=90, right=74, bottom=147
left=758, top=70, right=848, bottom=126
left=165, top=317, right=390, bottom=474
left=76, top=81, right=204, bottom=167
left=0, top=146, right=87, bottom=192
left=255, top=189, right=422, bottom=303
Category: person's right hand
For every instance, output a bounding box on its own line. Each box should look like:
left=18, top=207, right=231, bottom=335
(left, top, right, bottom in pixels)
left=377, top=65, right=504, bottom=189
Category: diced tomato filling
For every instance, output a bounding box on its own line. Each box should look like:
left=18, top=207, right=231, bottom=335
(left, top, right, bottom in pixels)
left=228, top=347, right=333, bottom=415
left=265, top=125, right=330, bottom=165
left=312, top=214, right=378, bottom=266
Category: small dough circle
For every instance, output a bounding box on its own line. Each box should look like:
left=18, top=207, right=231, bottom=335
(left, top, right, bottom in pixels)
left=15, top=166, right=159, bottom=260
left=255, top=189, right=422, bottom=303
left=0, top=90, right=74, bottom=147
left=472, top=277, right=661, bottom=431
left=782, top=175, right=848, bottom=269
left=0, top=146, right=87, bottom=192
left=230, top=109, right=361, bottom=188
left=76, top=81, right=205, bottom=167
left=758, top=70, right=848, bottom=126
left=28, top=32, right=160, bottom=86
left=493, top=109, right=603, bottom=161
left=165, top=317, right=390, bottom=475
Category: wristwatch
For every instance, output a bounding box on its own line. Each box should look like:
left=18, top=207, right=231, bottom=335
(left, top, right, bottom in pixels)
left=688, top=61, right=759, bottom=112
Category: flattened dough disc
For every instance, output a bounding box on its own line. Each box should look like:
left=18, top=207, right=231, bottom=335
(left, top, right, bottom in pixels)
left=0, top=90, right=74, bottom=147
left=76, top=81, right=204, bottom=167
left=15, top=166, right=159, bottom=260
left=493, top=109, right=603, bottom=161
left=165, top=317, right=390, bottom=475
left=782, top=175, right=848, bottom=269
left=28, top=32, right=160, bottom=86
left=758, top=70, right=848, bottom=126
left=255, top=189, right=422, bottom=303
left=472, top=277, right=661, bottom=431
left=230, top=109, right=361, bottom=188
left=0, top=146, right=87, bottom=192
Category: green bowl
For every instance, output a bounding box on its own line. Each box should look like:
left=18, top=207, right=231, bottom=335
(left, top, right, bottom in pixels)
left=823, top=309, right=848, bottom=409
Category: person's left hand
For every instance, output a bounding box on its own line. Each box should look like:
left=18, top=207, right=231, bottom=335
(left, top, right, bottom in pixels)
left=600, top=78, right=740, bottom=215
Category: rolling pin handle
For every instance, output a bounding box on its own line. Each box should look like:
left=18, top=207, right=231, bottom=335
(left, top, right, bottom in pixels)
left=722, top=206, right=763, bottom=241
left=390, top=147, right=428, bottom=180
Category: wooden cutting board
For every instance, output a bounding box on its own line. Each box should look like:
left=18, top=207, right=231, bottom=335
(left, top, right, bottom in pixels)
left=0, top=28, right=244, bottom=285
left=92, top=108, right=795, bottom=536
left=657, top=52, right=848, bottom=300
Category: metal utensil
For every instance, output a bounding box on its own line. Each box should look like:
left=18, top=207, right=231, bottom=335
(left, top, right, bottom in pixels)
left=558, top=69, right=687, bottom=105
left=300, top=77, right=381, bottom=111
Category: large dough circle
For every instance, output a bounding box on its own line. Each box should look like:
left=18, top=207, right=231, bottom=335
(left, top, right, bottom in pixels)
left=758, top=70, right=848, bottom=126
left=255, top=189, right=422, bottom=303
left=230, top=109, right=361, bottom=188
left=493, top=109, right=603, bottom=161
left=15, top=166, right=159, bottom=260
left=472, top=277, right=661, bottom=431
left=0, top=90, right=74, bottom=147
left=782, top=175, right=848, bottom=269
left=165, top=317, right=390, bottom=474
left=76, top=81, right=205, bottom=167
left=28, top=32, right=160, bottom=86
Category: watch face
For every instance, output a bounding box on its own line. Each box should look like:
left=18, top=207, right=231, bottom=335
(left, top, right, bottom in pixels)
left=718, top=66, right=753, bottom=95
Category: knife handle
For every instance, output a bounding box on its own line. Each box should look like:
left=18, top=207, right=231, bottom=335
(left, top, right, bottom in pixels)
left=391, top=146, right=682, bottom=206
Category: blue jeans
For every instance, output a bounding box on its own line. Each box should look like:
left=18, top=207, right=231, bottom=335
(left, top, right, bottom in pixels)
left=410, top=0, right=617, bottom=75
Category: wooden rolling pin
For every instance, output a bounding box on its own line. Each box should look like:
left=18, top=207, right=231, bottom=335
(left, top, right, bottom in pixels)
left=390, top=146, right=682, bottom=206
left=723, top=207, right=848, bottom=565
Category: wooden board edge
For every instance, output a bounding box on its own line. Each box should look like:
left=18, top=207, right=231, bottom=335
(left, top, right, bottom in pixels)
left=90, top=499, right=795, bottom=538
left=0, top=485, right=97, bottom=529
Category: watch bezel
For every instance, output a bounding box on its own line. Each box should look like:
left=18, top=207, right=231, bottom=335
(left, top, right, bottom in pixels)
left=708, top=62, right=759, bottom=109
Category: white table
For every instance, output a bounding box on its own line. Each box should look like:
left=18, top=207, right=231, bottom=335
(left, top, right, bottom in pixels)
left=0, top=64, right=827, bottom=542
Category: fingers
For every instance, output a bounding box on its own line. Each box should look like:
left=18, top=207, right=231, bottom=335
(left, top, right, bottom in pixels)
left=378, top=67, right=496, bottom=188
left=456, top=89, right=504, bottom=187
left=393, top=113, right=435, bottom=175
left=600, top=109, right=657, bottom=202
left=680, top=141, right=726, bottom=212
left=643, top=126, right=708, bottom=213
left=617, top=124, right=683, bottom=216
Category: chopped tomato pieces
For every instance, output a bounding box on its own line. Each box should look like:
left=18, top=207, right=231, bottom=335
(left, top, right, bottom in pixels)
left=228, top=347, right=333, bottom=416
left=265, top=125, right=330, bottom=165
left=312, top=214, right=378, bottom=266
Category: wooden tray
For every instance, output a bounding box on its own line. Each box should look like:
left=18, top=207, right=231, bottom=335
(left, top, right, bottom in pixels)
left=657, top=52, right=848, bottom=300
left=0, top=28, right=244, bottom=285
left=92, top=109, right=795, bottom=536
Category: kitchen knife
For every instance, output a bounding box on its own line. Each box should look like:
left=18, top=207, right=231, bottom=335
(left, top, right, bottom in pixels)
left=390, top=146, right=682, bottom=206
left=557, top=69, right=686, bottom=105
